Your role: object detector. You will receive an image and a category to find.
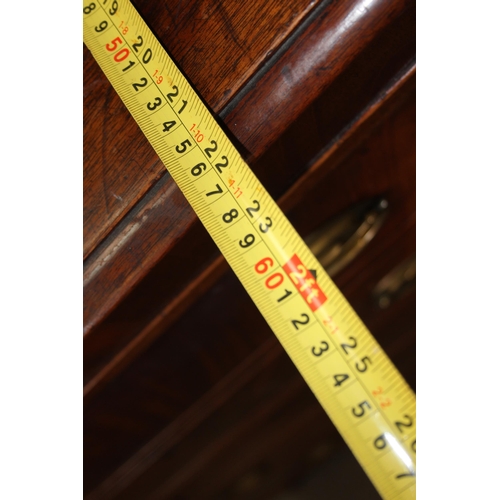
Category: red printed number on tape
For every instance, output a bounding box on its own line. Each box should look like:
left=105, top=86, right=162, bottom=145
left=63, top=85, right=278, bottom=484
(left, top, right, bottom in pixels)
left=283, top=254, right=327, bottom=312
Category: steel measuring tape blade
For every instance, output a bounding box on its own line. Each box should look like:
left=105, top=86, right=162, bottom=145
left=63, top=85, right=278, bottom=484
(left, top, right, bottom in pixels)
left=83, top=1, right=416, bottom=498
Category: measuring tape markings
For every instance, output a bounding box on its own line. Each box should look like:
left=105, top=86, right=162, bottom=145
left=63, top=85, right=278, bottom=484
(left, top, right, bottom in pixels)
left=84, top=2, right=415, bottom=498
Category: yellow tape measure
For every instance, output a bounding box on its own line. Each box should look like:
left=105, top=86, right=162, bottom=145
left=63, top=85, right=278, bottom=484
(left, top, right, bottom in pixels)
left=83, top=1, right=416, bottom=498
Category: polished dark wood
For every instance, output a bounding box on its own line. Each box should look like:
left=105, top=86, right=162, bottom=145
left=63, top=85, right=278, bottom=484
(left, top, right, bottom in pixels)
left=84, top=0, right=416, bottom=497
left=223, top=0, right=414, bottom=159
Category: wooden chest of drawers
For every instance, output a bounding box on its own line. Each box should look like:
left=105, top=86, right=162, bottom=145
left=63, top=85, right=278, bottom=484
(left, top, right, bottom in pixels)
left=84, top=0, right=415, bottom=497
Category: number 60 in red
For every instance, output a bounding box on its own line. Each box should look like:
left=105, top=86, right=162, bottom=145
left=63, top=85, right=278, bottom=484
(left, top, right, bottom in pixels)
left=254, top=257, right=273, bottom=274
left=254, top=257, right=284, bottom=289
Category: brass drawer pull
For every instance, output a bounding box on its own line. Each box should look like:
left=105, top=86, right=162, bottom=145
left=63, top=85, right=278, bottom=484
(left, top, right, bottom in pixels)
left=306, top=197, right=388, bottom=276
left=373, top=254, right=416, bottom=309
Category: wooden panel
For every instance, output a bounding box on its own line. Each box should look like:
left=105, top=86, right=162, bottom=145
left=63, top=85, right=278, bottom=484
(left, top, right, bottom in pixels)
left=223, top=0, right=414, bottom=159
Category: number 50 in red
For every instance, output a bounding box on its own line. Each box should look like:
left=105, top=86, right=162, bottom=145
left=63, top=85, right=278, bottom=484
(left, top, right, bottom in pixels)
left=105, top=36, right=130, bottom=62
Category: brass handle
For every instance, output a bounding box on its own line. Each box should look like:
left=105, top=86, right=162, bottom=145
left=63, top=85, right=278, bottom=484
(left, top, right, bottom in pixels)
left=305, top=197, right=389, bottom=277
left=373, top=254, right=416, bottom=309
